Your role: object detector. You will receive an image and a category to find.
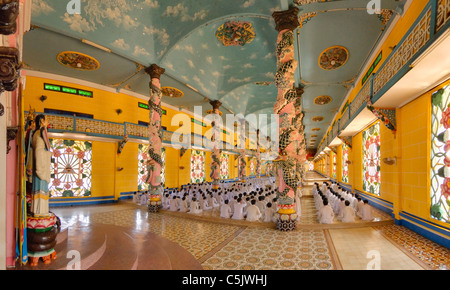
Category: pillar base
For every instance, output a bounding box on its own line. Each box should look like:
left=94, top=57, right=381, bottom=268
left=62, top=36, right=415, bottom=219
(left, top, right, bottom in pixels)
left=275, top=212, right=297, bottom=231
left=26, top=213, right=60, bottom=266
left=148, top=199, right=162, bottom=213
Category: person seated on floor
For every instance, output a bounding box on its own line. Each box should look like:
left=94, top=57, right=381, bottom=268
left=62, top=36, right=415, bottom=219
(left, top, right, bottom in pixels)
left=256, top=195, right=266, bottom=213
left=337, top=197, right=347, bottom=220
left=189, top=197, right=202, bottom=214
left=232, top=198, right=246, bottom=220
left=245, top=199, right=262, bottom=222
left=356, top=197, right=364, bottom=216
left=132, top=191, right=139, bottom=203
left=341, top=200, right=356, bottom=223
left=318, top=199, right=334, bottom=224
left=262, top=202, right=276, bottom=223
left=220, top=200, right=232, bottom=219
left=230, top=196, right=238, bottom=215
left=179, top=196, right=189, bottom=213
left=169, top=196, right=179, bottom=212
left=358, top=200, right=374, bottom=221
left=200, top=194, right=212, bottom=211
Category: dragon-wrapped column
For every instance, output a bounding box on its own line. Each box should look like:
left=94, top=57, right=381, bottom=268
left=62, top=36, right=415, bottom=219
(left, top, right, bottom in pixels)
left=145, top=64, right=165, bottom=213
left=209, top=100, right=222, bottom=190
left=272, top=7, right=300, bottom=231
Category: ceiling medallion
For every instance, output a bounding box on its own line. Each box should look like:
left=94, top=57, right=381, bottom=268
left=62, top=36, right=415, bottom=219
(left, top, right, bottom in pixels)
left=216, top=21, right=256, bottom=47
left=314, top=95, right=332, bottom=105
left=312, top=116, right=324, bottom=122
left=319, top=46, right=349, bottom=70
left=206, top=109, right=223, bottom=116
left=57, top=51, right=100, bottom=71
left=162, top=87, right=184, bottom=98
left=311, top=128, right=321, bottom=132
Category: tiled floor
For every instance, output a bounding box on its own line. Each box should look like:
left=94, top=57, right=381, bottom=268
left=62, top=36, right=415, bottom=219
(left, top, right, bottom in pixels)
left=42, top=173, right=448, bottom=270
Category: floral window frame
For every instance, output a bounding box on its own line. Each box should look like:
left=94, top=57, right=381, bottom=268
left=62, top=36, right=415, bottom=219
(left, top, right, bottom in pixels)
left=362, top=122, right=381, bottom=195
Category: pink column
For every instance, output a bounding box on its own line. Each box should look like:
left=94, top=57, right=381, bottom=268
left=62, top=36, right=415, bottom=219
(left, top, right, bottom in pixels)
left=272, top=7, right=301, bottom=231
left=209, top=100, right=221, bottom=189
left=144, top=64, right=165, bottom=213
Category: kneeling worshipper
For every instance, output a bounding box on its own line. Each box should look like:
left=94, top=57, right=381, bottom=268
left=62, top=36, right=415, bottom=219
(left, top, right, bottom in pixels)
left=245, top=199, right=262, bottom=222
left=318, top=199, right=334, bottom=224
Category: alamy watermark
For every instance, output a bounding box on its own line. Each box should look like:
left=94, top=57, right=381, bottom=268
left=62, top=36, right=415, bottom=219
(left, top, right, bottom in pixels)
left=367, top=0, right=382, bottom=15
left=66, top=0, right=81, bottom=15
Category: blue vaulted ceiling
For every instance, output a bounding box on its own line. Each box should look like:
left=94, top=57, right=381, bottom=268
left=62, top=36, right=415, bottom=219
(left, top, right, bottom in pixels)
left=25, top=0, right=406, bottom=151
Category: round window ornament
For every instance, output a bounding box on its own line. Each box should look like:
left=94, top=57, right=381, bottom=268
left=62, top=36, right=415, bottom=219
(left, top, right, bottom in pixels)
left=319, top=46, right=349, bottom=70
left=57, top=51, right=100, bottom=71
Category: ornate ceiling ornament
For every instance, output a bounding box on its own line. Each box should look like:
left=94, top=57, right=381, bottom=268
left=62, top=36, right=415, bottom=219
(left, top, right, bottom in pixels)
left=161, top=87, right=184, bottom=98
left=57, top=51, right=100, bottom=71
left=319, top=46, right=349, bottom=70
left=314, top=95, right=332, bottom=105
left=312, top=116, right=324, bottom=122
left=216, top=21, right=256, bottom=47
left=0, top=46, right=20, bottom=92
left=272, top=7, right=300, bottom=32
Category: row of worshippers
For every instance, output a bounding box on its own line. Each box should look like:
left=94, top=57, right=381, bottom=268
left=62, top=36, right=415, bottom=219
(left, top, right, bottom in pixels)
left=312, top=182, right=373, bottom=224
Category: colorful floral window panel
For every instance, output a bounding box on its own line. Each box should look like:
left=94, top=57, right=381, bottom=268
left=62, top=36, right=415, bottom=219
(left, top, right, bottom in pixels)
left=138, top=145, right=165, bottom=191
left=342, top=144, right=349, bottom=183
left=250, top=158, right=255, bottom=175
left=326, top=155, right=330, bottom=177
left=332, top=154, right=336, bottom=179
left=191, top=150, right=205, bottom=183
left=220, top=153, right=229, bottom=180
left=430, top=85, right=450, bottom=223
left=363, top=122, right=381, bottom=195
left=49, top=139, right=92, bottom=197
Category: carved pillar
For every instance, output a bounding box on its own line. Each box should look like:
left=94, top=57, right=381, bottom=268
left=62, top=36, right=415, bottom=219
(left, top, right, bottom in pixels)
left=238, top=118, right=246, bottom=182
left=272, top=7, right=300, bottom=231
left=145, top=64, right=165, bottom=213
left=0, top=0, right=19, bottom=35
left=256, top=129, right=261, bottom=178
left=209, top=100, right=221, bottom=189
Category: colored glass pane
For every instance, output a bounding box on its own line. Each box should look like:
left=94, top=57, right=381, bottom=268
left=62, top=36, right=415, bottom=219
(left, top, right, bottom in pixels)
left=342, top=143, right=349, bottom=183
left=191, top=150, right=205, bottom=183
left=363, top=122, right=381, bottom=195
left=49, top=139, right=92, bottom=197
left=220, top=153, right=229, bottom=180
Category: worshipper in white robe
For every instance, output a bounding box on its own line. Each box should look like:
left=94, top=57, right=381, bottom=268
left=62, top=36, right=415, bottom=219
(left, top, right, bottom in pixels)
left=200, top=195, right=212, bottom=211
left=256, top=196, right=266, bottom=213
left=179, top=197, right=189, bottom=213
left=356, top=198, right=364, bottom=216
left=358, top=200, right=374, bottom=221
left=169, top=196, right=179, bottom=211
left=245, top=199, right=262, bottom=222
left=132, top=192, right=139, bottom=203
left=211, top=194, right=220, bottom=208
left=318, top=199, right=334, bottom=224
left=139, top=192, right=149, bottom=206
left=230, top=196, right=238, bottom=215
left=232, top=198, right=246, bottom=220
left=263, top=203, right=276, bottom=223
left=337, top=198, right=346, bottom=220
left=218, top=192, right=225, bottom=205
left=294, top=192, right=302, bottom=221
left=341, top=200, right=356, bottom=223
left=220, top=200, right=232, bottom=218
left=189, top=198, right=202, bottom=214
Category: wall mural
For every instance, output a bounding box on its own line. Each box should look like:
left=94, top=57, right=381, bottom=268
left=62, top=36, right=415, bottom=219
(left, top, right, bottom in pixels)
left=215, top=21, right=256, bottom=47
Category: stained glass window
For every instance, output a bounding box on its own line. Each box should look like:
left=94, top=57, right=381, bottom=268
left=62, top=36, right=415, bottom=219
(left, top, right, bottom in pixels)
left=342, top=143, right=349, bottom=183
left=191, top=149, right=205, bottom=183
left=332, top=153, right=336, bottom=179
left=250, top=157, right=255, bottom=175
left=49, top=139, right=92, bottom=197
left=363, top=122, right=381, bottom=195
left=326, top=154, right=330, bottom=177
left=430, top=85, right=450, bottom=223
left=138, top=144, right=165, bottom=191
left=220, top=153, right=229, bottom=180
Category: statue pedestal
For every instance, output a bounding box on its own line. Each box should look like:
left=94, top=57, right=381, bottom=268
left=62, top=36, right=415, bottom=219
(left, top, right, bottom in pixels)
left=27, top=213, right=60, bottom=266
left=275, top=207, right=297, bottom=231
left=148, top=195, right=162, bottom=213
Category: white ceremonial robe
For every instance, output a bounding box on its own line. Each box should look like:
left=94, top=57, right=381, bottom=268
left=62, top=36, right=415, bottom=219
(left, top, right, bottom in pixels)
left=179, top=200, right=189, bottom=212
left=189, top=201, right=202, bottom=214
left=263, top=208, right=275, bottom=223
left=318, top=205, right=334, bottom=224
left=359, top=204, right=373, bottom=221
left=220, top=204, right=232, bottom=218
left=341, top=206, right=356, bottom=223
left=169, top=199, right=179, bottom=211
left=232, top=203, right=246, bottom=220
left=245, top=205, right=262, bottom=222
